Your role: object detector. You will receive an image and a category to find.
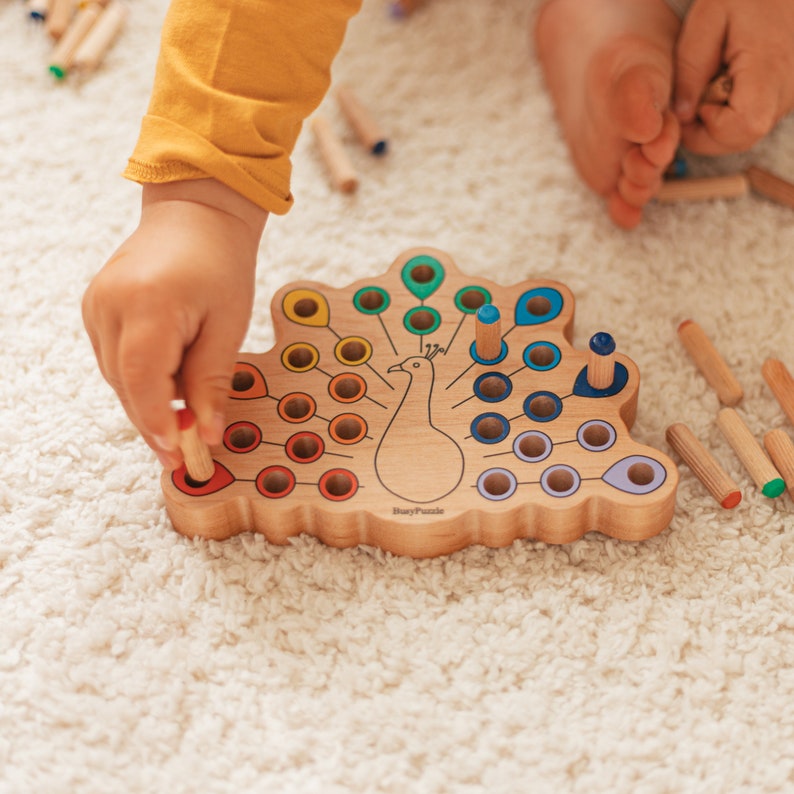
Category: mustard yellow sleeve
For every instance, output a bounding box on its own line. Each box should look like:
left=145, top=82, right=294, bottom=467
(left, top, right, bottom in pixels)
left=123, top=0, right=363, bottom=214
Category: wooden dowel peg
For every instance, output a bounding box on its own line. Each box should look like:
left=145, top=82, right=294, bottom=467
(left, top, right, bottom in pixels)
left=763, top=429, right=794, bottom=499
left=762, top=358, right=794, bottom=426
left=72, top=0, right=128, bottom=73
left=701, top=72, right=732, bottom=105
left=475, top=304, right=502, bottom=361
left=657, top=172, right=749, bottom=203
left=335, top=85, right=388, bottom=156
left=677, top=319, right=743, bottom=406
left=310, top=114, right=359, bottom=194
left=746, top=166, right=794, bottom=210
left=48, top=1, right=102, bottom=78
left=177, top=407, right=216, bottom=484
left=390, top=0, right=427, bottom=17
left=716, top=408, right=785, bottom=498
left=666, top=422, right=741, bottom=508
left=45, top=0, right=76, bottom=39
left=586, top=332, right=615, bottom=390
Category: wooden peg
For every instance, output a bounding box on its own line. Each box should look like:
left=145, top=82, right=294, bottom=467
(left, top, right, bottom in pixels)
left=390, top=0, right=427, bottom=16
left=335, top=85, right=388, bottom=156
left=677, top=320, right=743, bottom=406
left=310, top=114, right=359, bottom=194
left=666, top=422, right=741, bottom=508
left=716, top=408, right=785, bottom=498
left=657, top=173, right=749, bottom=203
left=48, top=2, right=102, bottom=78
left=72, top=0, right=129, bottom=73
left=762, top=358, right=794, bottom=425
left=701, top=72, right=732, bottom=105
left=475, top=304, right=502, bottom=360
left=763, top=429, right=794, bottom=499
left=177, top=407, right=216, bottom=484
left=746, top=166, right=794, bottom=210
left=586, top=332, right=615, bottom=390
left=45, top=0, right=76, bottom=39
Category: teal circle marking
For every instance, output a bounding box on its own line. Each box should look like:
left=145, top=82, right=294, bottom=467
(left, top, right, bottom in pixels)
left=353, top=286, right=390, bottom=315
left=454, top=285, right=492, bottom=314
left=403, top=306, right=441, bottom=335
left=401, top=255, right=445, bottom=300
left=523, top=341, right=561, bottom=371
left=515, top=287, right=564, bottom=326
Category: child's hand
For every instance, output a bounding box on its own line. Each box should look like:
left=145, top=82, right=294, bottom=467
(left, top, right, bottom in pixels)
left=83, top=179, right=267, bottom=469
left=673, top=0, right=794, bottom=154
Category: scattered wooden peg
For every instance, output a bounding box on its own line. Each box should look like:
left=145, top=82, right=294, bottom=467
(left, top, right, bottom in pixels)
left=762, top=358, right=794, bottom=426
left=45, top=0, right=76, bottom=40
left=72, top=0, right=129, bottom=74
left=746, top=166, right=794, bottom=211
left=657, top=172, right=749, bottom=203
left=335, top=84, right=388, bottom=156
left=677, top=320, right=743, bottom=406
left=311, top=114, right=359, bottom=194
left=177, top=407, right=216, bottom=484
left=49, top=2, right=103, bottom=79
left=716, top=408, right=785, bottom=498
left=763, top=429, right=794, bottom=500
left=666, top=422, right=741, bottom=509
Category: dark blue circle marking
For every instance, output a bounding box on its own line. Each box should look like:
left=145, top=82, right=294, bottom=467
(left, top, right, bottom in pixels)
left=523, top=341, right=561, bottom=371
left=523, top=391, right=563, bottom=423
left=471, top=412, right=510, bottom=444
left=473, top=372, right=512, bottom=403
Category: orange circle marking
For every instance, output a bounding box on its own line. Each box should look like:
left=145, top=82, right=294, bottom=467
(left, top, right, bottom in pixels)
left=329, top=413, right=368, bottom=445
left=318, top=469, right=359, bottom=501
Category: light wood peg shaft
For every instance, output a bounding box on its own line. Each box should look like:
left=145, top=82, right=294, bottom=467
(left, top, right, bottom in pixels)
left=716, top=408, right=785, bottom=498
left=746, top=166, right=794, bottom=210
left=335, top=85, right=388, bottom=156
left=587, top=332, right=615, bottom=390
left=475, top=304, right=502, bottom=361
left=311, top=114, right=359, bottom=194
left=46, top=0, right=76, bottom=39
left=677, top=320, right=743, bottom=406
left=666, top=422, right=741, bottom=508
left=762, top=358, right=794, bottom=425
left=763, top=429, right=794, bottom=499
left=177, top=408, right=216, bottom=484
left=657, top=173, right=749, bottom=203
left=72, top=0, right=129, bottom=73
left=701, top=72, right=732, bottom=105
left=49, top=2, right=103, bottom=78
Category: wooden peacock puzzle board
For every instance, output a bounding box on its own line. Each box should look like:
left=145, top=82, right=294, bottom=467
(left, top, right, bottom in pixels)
left=163, top=248, right=678, bottom=556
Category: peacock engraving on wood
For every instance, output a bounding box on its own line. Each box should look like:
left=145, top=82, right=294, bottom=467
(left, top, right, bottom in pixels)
left=161, top=247, right=679, bottom=556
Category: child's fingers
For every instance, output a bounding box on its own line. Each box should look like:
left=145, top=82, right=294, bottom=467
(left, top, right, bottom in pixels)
left=673, top=0, right=727, bottom=123
left=179, top=313, right=249, bottom=447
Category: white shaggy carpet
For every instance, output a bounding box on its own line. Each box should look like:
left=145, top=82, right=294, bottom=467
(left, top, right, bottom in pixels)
left=3, top=0, right=794, bottom=791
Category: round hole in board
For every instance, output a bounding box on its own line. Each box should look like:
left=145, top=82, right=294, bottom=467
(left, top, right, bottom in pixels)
left=232, top=370, right=255, bottom=392
left=291, top=436, right=320, bottom=460
left=546, top=468, right=575, bottom=493
left=410, top=264, right=435, bottom=284
left=284, top=396, right=312, bottom=420
left=518, top=434, right=548, bottom=459
left=333, top=416, right=364, bottom=441
left=460, top=290, right=487, bottom=311
left=261, top=469, right=290, bottom=495
left=526, top=295, right=552, bottom=316
left=483, top=471, right=512, bottom=496
left=288, top=347, right=315, bottom=369
left=340, top=340, right=367, bottom=362
left=478, top=376, right=508, bottom=399
left=358, top=290, right=385, bottom=311
left=529, top=345, right=556, bottom=368
left=628, top=462, right=656, bottom=487
left=477, top=416, right=506, bottom=440
left=325, top=472, right=353, bottom=496
left=582, top=423, right=611, bottom=449
left=229, top=426, right=257, bottom=450
left=184, top=472, right=212, bottom=489
left=293, top=297, right=319, bottom=318
left=331, top=375, right=365, bottom=401
left=529, top=395, right=557, bottom=418
left=408, top=310, right=436, bottom=331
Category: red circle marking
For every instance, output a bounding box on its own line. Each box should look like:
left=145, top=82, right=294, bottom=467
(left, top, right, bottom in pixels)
left=256, top=466, right=296, bottom=499
left=223, top=421, right=262, bottom=454
left=285, top=431, right=325, bottom=463
left=318, top=469, right=359, bottom=501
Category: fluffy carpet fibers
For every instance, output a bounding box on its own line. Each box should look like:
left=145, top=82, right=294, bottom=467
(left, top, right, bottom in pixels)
left=3, top=0, right=794, bottom=791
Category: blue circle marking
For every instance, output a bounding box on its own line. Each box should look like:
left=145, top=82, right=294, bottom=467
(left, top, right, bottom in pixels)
left=469, top=339, right=508, bottom=365
left=473, top=372, right=512, bottom=403
left=471, top=412, right=510, bottom=444
left=515, top=287, right=564, bottom=326
left=523, top=391, right=563, bottom=423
